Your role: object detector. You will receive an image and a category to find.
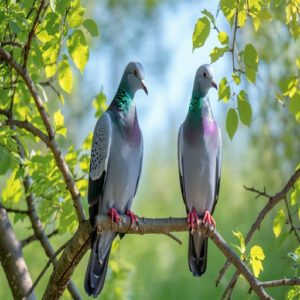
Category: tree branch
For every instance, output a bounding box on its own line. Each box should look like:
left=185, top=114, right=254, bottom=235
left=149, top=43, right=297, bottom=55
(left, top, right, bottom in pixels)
left=0, top=47, right=86, bottom=222
left=260, top=278, right=300, bottom=288
left=23, top=0, right=46, bottom=67
left=0, top=203, right=28, bottom=214
left=21, top=229, right=59, bottom=248
left=216, top=167, right=300, bottom=295
left=43, top=216, right=273, bottom=300
left=0, top=206, right=36, bottom=299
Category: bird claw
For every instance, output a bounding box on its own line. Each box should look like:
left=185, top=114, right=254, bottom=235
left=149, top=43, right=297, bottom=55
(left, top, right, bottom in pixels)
left=187, top=207, right=200, bottom=233
left=126, top=210, right=138, bottom=228
left=108, top=208, right=121, bottom=224
left=202, top=210, right=216, bottom=231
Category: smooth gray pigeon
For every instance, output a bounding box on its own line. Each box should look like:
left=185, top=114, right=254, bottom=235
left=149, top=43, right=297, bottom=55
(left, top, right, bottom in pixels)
left=178, top=64, right=222, bottom=276
left=85, top=62, right=147, bottom=297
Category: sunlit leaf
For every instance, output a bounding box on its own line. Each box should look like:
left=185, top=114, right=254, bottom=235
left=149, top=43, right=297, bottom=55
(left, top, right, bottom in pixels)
left=201, top=9, right=215, bottom=24
left=67, top=4, right=85, bottom=28
left=218, top=77, right=230, bottom=102
left=210, top=46, right=229, bottom=63
left=273, top=208, right=285, bottom=238
left=2, top=170, right=23, bottom=204
left=226, top=108, right=238, bottom=139
left=218, top=31, right=229, bottom=45
left=192, top=17, right=210, bottom=50
left=238, top=10, right=247, bottom=27
left=54, top=109, right=67, bottom=137
left=233, top=230, right=246, bottom=255
left=67, top=30, right=89, bottom=73
left=58, top=60, right=73, bottom=94
left=244, top=44, right=259, bottom=83
left=250, top=245, right=265, bottom=277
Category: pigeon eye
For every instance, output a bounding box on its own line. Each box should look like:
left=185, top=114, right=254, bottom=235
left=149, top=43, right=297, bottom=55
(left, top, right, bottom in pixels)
left=133, top=70, right=138, bottom=76
left=203, top=72, right=207, bottom=77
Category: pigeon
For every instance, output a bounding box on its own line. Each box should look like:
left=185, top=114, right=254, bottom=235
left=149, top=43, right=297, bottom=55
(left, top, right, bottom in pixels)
left=85, top=61, right=147, bottom=297
left=177, top=64, right=222, bottom=276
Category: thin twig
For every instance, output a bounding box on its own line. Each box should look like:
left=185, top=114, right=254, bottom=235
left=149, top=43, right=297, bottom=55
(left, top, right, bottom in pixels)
left=216, top=167, right=300, bottom=294
left=260, top=277, right=300, bottom=288
left=23, top=0, right=46, bottom=67
left=0, top=203, right=28, bottom=214
left=162, top=232, right=182, bottom=245
left=284, top=197, right=300, bottom=243
left=21, top=229, right=59, bottom=248
left=26, top=239, right=70, bottom=298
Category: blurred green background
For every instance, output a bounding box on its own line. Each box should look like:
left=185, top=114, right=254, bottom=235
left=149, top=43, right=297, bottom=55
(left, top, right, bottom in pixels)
left=0, top=0, right=299, bottom=299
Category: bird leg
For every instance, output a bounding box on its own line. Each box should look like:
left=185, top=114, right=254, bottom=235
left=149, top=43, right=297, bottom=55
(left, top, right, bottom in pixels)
left=202, top=210, right=216, bottom=231
left=126, top=210, right=139, bottom=228
left=187, top=207, right=201, bottom=232
left=108, top=208, right=121, bottom=224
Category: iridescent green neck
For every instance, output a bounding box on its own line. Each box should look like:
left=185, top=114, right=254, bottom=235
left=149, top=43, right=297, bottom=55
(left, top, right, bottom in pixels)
left=113, top=88, right=133, bottom=112
left=188, top=95, right=204, bottom=114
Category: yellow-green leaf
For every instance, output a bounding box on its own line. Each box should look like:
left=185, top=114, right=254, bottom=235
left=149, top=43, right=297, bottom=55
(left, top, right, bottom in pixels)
left=68, top=30, right=89, bottom=73
left=237, top=90, right=252, bottom=126
left=210, top=46, right=229, bottom=63
left=93, top=90, right=107, bottom=117
left=226, top=108, right=238, bottom=140
left=2, top=171, right=23, bottom=204
left=233, top=230, right=246, bottom=255
left=273, top=208, right=285, bottom=238
left=67, top=5, right=85, bottom=28
left=58, top=60, right=73, bottom=94
left=250, top=245, right=265, bottom=277
left=45, top=64, right=57, bottom=78
left=192, top=17, right=210, bottom=50
left=238, top=10, right=247, bottom=27
left=54, top=109, right=67, bottom=137
left=218, top=31, right=229, bottom=45
left=218, top=77, right=230, bottom=102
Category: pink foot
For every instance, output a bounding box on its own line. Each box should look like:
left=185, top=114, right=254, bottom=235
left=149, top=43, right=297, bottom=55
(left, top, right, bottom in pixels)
left=202, top=210, right=216, bottom=229
left=108, top=208, right=121, bottom=224
left=126, top=210, right=138, bottom=227
left=187, top=207, right=201, bottom=232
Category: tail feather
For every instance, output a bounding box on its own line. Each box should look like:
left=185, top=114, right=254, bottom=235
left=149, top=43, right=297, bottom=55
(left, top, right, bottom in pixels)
left=84, top=235, right=112, bottom=297
left=188, top=232, right=208, bottom=276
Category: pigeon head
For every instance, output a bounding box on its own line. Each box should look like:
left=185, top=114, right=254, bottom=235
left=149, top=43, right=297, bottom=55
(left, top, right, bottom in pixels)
left=194, top=64, right=218, bottom=97
left=123, top=61, right=148, bottom=96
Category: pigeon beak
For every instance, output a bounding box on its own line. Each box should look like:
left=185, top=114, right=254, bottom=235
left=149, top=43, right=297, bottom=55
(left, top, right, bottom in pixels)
left=140, top=79, right=148, bottom=95
left=211, top=79, right=218, bottom=90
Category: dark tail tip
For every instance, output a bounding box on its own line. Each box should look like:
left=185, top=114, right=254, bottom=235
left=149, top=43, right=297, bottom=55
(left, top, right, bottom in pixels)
left=188, top=233, right=208, bottom=277
left=84, top=243, right=111, bottom=297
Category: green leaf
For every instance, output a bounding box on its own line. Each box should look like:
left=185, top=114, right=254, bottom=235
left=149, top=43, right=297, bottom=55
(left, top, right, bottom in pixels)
left=201, top=9, right=215, bottom=24
left=250, top=245, right=265, bottom=277
left=210, top=46, right=229, bottom=63
left=290, top=92, right=300, bottom=119
left=58, top=60, right=73, bottom=94
left=233, top=230, right=246, bottom=255
left=67, top=30, right=89, bottom=73
left=2, top=170, right=23, bottom=204
left=83, top=19, right=99, bottom=37
left=237, top=90, right=252, bottom=126
left=232, top=73, right=241, bottom=85
left=220, top=0, right=236, bottom=25
left=238, top=10, right=247, bottom=27
left=93, top=90, right=107, bottom=117
left=192, top=17, right=210, bottom=50
left=226, top=108, right=238, bottom=140
left=54, top=109, right=67, bottom=137
left=218, top=77, right=230, bottom=102
left=218, top=31, right=229, bottom=45
left=67, top=4, right=85, bottom=28
left=244, top=44, right=259, bottom=83
left=273, top=208, right=285, bottom=238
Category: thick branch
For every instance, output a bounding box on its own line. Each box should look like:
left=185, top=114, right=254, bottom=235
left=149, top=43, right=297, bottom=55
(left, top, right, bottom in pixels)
left=43, top=216, right=272, bottom=300
left=0, top=47, right=85, bottom=222
left=216, top=167, right=300, bottom=294
left=0, top=206, right=36, bottom=300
